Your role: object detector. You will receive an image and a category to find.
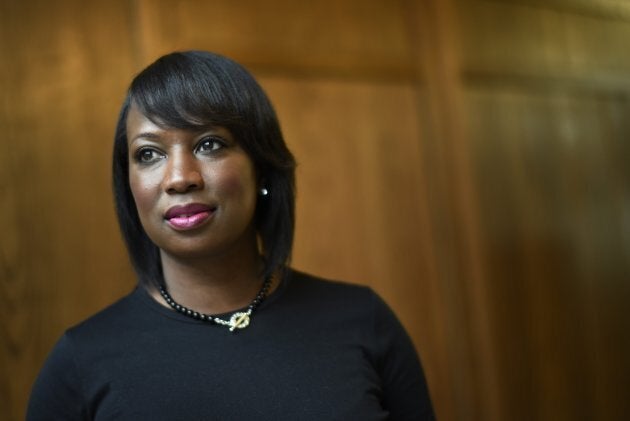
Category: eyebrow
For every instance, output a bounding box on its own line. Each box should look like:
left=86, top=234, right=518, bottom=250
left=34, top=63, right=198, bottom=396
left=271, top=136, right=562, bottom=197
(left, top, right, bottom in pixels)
left=129, top=126, right=231, bottom=145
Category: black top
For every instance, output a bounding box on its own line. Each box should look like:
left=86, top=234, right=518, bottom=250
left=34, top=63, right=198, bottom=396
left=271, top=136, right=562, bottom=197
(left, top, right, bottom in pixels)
left=27, top=270, right=434, bottom=420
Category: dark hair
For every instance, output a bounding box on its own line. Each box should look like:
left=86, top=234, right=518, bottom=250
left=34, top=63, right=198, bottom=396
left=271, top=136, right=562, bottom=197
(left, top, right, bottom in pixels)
left=112, top=51, right=296, bottom=290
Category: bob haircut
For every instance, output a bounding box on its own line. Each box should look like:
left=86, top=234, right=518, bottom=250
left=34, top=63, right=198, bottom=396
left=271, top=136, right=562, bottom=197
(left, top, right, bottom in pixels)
left=112, top=51, right=296, bottom=290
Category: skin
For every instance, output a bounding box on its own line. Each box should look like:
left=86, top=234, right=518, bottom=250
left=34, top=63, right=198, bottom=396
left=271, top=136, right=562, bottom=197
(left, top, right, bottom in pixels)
left=126, top=103, right=272, bottom=314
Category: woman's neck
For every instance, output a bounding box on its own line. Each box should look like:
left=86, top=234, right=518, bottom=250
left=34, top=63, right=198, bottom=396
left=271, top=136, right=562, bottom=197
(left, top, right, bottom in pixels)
left=154, top=241, right=267, bottom=315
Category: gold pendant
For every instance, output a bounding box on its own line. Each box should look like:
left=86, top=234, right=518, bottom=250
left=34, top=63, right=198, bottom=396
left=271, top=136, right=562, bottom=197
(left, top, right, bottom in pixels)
left=229, top=312, right=251, bottom=331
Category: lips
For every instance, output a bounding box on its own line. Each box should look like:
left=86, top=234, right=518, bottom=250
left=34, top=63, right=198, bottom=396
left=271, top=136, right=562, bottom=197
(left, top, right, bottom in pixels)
left=164, top=203, right=215, bottom=230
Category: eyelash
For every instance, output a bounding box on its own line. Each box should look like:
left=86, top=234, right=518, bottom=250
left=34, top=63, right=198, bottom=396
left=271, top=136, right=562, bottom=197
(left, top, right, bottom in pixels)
left=195, top=137, right=226, bottom=154
left=133, top=137, right=227, bottom=164
left=134, top=148, right=164, bottom=164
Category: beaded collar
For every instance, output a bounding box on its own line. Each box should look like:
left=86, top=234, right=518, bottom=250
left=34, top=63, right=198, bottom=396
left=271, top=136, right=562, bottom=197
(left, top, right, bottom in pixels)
left=158, top=276, right=272, bottom=332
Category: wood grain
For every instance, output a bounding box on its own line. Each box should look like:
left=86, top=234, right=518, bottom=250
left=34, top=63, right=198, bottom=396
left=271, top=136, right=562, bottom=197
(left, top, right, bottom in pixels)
left=260, top=75, right=439, bottom=346
left=457, top=0, right=630, bottom=419
left=134, top=0, right=417, bottom=81
left=0, top=1, right=137, bottom=419
left=1, top=0, right=629, bottom=420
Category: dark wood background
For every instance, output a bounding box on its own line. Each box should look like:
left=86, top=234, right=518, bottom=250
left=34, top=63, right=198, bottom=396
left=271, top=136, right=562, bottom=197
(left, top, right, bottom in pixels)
left=1, top=0, right=629, bottom=420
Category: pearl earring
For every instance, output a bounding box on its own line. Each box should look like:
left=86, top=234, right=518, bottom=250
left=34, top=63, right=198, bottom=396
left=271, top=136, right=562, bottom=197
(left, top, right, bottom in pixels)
left=259, top=187, right=269, bottom=196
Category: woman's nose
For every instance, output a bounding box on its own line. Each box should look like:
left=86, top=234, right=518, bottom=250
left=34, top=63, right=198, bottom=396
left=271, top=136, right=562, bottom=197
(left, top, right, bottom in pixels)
left=163, top=151, right=204, bottom=194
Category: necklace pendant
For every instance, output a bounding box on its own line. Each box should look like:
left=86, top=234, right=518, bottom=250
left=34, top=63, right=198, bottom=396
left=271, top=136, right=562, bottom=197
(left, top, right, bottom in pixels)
left=228, top=312, right=251, bottom=331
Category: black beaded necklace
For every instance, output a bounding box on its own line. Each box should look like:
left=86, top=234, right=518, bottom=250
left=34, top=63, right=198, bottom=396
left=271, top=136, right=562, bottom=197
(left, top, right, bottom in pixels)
left=159, top=276, right=272, bottom=332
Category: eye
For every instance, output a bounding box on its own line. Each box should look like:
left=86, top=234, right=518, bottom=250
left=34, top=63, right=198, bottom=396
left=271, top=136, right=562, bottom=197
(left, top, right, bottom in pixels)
left=134, top=147, right=164, bottom=164
left=195, top=137, right=225, bottom=154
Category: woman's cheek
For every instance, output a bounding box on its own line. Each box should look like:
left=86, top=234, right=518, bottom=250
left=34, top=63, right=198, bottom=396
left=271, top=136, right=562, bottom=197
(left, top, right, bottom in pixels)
left=213, top=159, right=256, bottom=198
left=129, top=173, right=159, bottom=216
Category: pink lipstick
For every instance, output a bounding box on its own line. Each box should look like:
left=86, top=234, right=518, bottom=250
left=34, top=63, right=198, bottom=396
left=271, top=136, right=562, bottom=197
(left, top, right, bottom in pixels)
left=165, top=203, right=214, bottom=230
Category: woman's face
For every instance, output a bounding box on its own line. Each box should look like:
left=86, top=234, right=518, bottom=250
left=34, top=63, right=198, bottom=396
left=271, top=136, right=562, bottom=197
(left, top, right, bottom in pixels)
left=126, top=104, right=258, bottom=260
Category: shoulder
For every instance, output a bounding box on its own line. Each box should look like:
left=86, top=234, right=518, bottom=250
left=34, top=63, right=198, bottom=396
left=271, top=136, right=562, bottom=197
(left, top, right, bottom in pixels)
left=285, top=269, right=378, bottom=304
left=64, top=287, right=144, bottom=344
left=285, top=269, right=397, bottom=315
left=283, top=270, right=435, bottom=417
left=283, top=269, right=416, bottom=352
left=27, top=289, right=143, bottom=420
left=280, top=269, right=398, bottom=333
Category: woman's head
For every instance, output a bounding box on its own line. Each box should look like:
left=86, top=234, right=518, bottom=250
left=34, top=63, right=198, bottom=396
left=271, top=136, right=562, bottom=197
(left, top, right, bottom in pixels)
left=113, top=51, right=296, bottom=289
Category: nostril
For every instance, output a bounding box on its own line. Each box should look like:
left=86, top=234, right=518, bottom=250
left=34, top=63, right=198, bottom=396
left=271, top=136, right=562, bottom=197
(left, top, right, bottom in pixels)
left=164, top=167, right=204, bottom=193
left=167, top=182, right=201, bottom=194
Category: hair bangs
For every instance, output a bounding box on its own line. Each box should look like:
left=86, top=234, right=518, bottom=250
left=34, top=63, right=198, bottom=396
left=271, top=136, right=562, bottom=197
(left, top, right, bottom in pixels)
left=129, top=52, right=245, bottom=130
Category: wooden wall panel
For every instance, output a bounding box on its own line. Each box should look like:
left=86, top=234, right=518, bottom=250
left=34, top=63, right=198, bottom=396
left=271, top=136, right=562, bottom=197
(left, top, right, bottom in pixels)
left=459, top=0, right=630, bottom=89
left=465, top=87, right=630, bottom=419
left=0, top=1, right=137, bottom=419
left=3, top=0, right=628, bottom=420
left=409, top=1, right=495, bottom=418
left=260, top=75, right=438, bottom=352
left=485, top=0, right=630, bottom=20
left=134, top=0, right=416, bottom=81
left=455, top=0, right=630, bottom=419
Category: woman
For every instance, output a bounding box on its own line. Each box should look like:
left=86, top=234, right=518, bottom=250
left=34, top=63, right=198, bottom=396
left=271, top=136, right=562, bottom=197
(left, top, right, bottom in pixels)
left=27, top=51, right=434, bottom=420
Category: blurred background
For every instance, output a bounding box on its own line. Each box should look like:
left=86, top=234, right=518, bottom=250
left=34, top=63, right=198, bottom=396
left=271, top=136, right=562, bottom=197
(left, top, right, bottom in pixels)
left=1, top=0, right=629, bottom=420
